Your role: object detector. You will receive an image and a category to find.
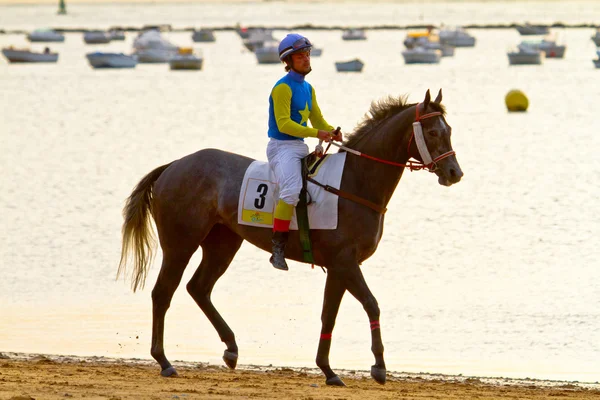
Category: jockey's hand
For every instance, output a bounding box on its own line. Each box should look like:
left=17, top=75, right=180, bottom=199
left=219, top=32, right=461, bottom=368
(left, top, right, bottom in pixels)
left=331, top=127, right=343, bottom=142
left=317, top=130, right=333, bottom=142
left=317, top=128, right=343, bottom=143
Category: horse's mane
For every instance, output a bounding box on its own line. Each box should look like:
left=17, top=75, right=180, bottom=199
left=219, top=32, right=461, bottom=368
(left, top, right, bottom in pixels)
left=343, top=95, right=446, bottom=149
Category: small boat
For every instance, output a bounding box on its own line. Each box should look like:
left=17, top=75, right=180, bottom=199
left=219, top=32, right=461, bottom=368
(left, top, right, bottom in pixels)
left=335, top=58, right=364, bottom=72
left=311, top=48, right=323, bottom=57
left=242, top=30, right=274, bottom=52
left=404, top=31, right=454, bottom=57
left=255, top=42, right=280, bottom=64
left=192, top=29, right=216, bottom=43
left=86, top=52, right=137, bottom=68
left=27, top=28, right=65, bottom=42
left=169, top=48, right=203, bottom=70
left=133, top=30, right=179, bottom=63
left=2, top=47, right=58, bottom=63
left=507, top=45, right=543, bottom=65
left=342, top=29, right=367, bottom=41
left=402, top=47, right=442, bottom=64
left=108, top=29, right=126, bottom=41
left=519, top=38, right=565, bottom=58
left=83, top=30, right=111, bottom=44
left=591, top=29, right=600, bottom=47
left=515, top=24, right=549, bottom=36
left=438, top=27, right=476, bottom=47
left=594, top=59, right=600, bottom=68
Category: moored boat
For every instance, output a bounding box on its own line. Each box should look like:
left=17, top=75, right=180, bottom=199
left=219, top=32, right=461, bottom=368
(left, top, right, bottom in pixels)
left=86, top=52, right=137, bottom=68
left=342, top=29, right=367, bottom=41
left=335, top=58, right=364, bottom=72
left=84, top=30, right=111, bottom=44
left=402, top=47, right=442, bottom=64
left=507, top=45, right=543, bottom=65
left=169, top=48, right=203, bottom=70
left=27, top=29, right=64, bottom=42
left=192, top=29, right=216, bottom=43
left=2, top=47, right=58, bottom=63
left=515, top=24, right=549, bottom=36
left=438, top=27, right=476, bottom=47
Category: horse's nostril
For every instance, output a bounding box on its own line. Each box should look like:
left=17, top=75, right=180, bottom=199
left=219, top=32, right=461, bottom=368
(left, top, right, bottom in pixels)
left=450, top=169, right=456, bottom=177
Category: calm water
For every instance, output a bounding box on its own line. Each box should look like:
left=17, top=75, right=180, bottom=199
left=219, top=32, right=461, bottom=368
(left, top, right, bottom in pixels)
left=1, top=1, right=599, bottom=383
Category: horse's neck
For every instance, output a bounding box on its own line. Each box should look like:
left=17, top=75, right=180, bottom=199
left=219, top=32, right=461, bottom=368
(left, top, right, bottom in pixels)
left=343, top=108, right=414, bottom=208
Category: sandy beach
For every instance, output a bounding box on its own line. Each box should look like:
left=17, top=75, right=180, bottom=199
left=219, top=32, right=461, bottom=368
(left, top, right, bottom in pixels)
left=1, top=353, right=599, bottom=400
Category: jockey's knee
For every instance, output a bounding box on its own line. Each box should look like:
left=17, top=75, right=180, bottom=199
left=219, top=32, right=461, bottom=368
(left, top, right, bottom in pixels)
left=279, top=189, right=301, bottom=206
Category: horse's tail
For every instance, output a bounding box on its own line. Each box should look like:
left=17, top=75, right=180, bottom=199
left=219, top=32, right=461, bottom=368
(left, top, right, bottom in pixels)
left=117, top=162, right=173, bottom=292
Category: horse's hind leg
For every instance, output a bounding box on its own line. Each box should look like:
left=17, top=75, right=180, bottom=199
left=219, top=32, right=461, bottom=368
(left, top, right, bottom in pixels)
left=150, top=244, right=199, bottom=377
left=186, top=224, right=243, bottom=369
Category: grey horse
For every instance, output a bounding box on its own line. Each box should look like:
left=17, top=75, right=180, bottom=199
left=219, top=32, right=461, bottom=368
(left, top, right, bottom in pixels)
left=117, top=89, right=463, bottom=386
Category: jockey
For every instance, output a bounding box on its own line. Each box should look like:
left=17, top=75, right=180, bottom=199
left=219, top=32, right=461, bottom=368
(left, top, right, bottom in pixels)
left=267, top=33, right=343, bottom=271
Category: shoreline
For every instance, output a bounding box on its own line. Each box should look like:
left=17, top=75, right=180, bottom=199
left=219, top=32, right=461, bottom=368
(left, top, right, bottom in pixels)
left=1, top=22, right=599, bottom=35
left=2, top=352, right=599, bottom=400
left=2, top=351, right=599, bottom=389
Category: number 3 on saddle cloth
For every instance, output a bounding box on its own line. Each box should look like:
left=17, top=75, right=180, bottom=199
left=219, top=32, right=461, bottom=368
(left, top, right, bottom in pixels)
left=237, top=152, right=347, bottom=231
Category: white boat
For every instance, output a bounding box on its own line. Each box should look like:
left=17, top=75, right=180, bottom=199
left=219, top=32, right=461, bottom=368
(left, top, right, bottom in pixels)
left=255, top=42, right=280, bottom=64
left=2, top=47, right=58, bottom=63
left=342, top=29, right=367, bottom=41
left=169, top=48, right=203, bottom=70
left=591, top=29, right=600, bottom=47
left=86, top=52, right=137, bottom=68
left=83, top=31, right=111, bottom=44
left=519, top=38, right=565, bottom=58
left=27, top=29, right=65, bottom=42
left=108, top=29, right=126, bottom=41
left=133, top=30, right=179, bottom=63
left=335, top=58, right=364, bottom=72
left=515, top=24, right=550, bottom=36
left=242, top=30, right=274, bottom=52
left=402, top=47, right=442, bottom=64
left=507, top=45, right=543, bottom=65
left=438, top=27, right=476, bottom=47
left=192, top=29, right=216, bottom=42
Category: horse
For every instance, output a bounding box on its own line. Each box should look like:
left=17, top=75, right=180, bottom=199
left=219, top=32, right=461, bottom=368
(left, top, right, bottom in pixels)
left=117, top=89, right=463, bottom=386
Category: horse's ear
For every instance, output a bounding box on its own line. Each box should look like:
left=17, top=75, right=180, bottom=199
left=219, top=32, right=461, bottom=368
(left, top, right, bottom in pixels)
left=434, top=88, right=442, bottom=104
left=423, top=89, right=431, bottom=110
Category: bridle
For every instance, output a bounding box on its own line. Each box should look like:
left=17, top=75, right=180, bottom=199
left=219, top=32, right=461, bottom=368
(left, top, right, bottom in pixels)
left=309, top=102, right=458, bottom=214
left=322, top=103, right=456, bottom=172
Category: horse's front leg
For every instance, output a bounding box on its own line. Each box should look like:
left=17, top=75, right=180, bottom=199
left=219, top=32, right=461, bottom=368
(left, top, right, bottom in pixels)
left=344, top=264, right=387, bottom=385
left=316, top=268, right=347, bottom=386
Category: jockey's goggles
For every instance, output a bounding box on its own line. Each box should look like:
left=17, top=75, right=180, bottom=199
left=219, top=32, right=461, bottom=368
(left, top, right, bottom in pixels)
left=292, top=37, right=312, bottom=50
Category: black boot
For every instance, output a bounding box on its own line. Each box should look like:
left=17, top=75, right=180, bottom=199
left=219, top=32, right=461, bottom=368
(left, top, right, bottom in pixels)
left=270, top=231, right=289, bottom=271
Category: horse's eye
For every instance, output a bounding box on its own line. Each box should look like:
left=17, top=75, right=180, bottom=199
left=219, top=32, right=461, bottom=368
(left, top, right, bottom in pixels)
left=428, top=130, right=438, bottom=137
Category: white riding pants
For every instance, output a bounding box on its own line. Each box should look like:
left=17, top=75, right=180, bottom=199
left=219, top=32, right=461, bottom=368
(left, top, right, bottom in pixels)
left=266, top=138, right=309, bottom=206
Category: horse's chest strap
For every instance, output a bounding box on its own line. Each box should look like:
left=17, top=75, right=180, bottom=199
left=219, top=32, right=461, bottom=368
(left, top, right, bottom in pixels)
left=307, top=177, right=387, bottom=214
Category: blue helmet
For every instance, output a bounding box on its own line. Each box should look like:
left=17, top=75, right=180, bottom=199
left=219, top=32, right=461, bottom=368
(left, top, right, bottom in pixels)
left=278, top=33, right=312, bottom=61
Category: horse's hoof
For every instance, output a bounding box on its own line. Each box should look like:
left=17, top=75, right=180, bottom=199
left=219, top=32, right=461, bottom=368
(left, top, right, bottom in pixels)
left=223, top=350, right=238, bottom=369
left=325, top=375, right=346, bottom=386
left=160, top=366, right=178, bottom=377
left=371, top=365, right=386, bottom=385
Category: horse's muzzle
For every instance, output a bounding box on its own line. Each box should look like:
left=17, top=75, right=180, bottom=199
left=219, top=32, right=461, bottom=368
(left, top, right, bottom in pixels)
left=436, top=158, right=463, bottom=186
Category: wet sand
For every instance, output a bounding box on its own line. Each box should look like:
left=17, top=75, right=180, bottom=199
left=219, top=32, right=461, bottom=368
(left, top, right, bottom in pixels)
left=1, top=353, right=599, bottom=400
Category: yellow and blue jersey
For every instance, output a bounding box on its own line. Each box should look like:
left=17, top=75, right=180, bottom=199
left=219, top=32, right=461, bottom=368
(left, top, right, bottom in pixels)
left=268, top=70, right=333, bottom=141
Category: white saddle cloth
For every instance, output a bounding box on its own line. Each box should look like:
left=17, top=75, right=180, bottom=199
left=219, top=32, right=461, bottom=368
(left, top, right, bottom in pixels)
left=237, top=152, right=347, bottom=230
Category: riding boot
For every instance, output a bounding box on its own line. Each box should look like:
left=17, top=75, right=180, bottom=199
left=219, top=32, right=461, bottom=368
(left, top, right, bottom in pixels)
left=270, top=231, right=289, bottom=271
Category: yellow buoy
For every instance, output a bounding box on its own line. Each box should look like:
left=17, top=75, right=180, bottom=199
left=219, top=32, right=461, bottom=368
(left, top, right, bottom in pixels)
left=505, top=89, right=529, bottom=112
